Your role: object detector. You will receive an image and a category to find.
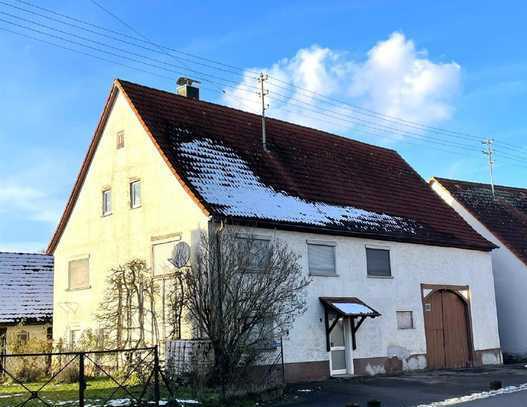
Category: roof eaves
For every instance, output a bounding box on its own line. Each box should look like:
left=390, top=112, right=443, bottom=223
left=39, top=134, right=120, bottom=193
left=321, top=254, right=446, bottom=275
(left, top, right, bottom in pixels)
left=46, top=82, right=119, bottom=254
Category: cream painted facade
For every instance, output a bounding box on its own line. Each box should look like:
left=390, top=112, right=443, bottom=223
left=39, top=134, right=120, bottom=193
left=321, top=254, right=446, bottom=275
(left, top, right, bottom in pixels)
left=0, top=323, right=52, bottom=353
left=52, top=90, right=209, bottom=343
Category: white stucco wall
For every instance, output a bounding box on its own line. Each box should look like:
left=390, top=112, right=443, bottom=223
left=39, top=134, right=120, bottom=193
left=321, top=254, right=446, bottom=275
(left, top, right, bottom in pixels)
left=53, top=90, right=209, bottom=342
left=238, top=226, right=500, bottom=373
left=432, top=179, right=527, bottom=357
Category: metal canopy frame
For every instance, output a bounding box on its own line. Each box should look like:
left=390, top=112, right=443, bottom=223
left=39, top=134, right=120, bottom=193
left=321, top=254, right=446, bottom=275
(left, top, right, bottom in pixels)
left=320, top=297, right=381, bottom=352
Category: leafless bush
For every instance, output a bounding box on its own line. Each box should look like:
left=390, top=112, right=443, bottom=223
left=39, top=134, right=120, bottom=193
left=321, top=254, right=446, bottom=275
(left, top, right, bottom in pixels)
left=96, top=259, right=159, bottom=350
left=181, top=226, right=310, bottom=391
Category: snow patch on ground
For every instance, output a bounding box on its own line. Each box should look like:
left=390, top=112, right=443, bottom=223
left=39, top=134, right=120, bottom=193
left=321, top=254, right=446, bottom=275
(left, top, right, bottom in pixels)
left=416, top=383, right=527, bottom=406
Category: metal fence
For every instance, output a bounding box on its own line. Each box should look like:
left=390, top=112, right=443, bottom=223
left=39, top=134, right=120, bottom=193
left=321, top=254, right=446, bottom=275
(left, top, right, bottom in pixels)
left=0, top=346, right=175, bottom=407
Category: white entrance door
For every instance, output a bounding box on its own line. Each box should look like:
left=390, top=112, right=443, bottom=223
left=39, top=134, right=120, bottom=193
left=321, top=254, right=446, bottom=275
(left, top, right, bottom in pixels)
left=329, top=317, right=347, bottom=375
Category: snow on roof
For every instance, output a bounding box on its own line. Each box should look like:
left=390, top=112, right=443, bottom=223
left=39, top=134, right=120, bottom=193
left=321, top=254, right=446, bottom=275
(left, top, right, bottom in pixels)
left=0, top=252, right=53, bottom=324
left=179, top=138, right=420, bottom=234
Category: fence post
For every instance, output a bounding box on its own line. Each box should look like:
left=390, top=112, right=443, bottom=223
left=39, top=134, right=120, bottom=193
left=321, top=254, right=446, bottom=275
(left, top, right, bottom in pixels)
left=79, top=352, right=86, bottom=407
left=280, top=336, right=285, bottom=384
left=154, top=346, right=161, bottom=406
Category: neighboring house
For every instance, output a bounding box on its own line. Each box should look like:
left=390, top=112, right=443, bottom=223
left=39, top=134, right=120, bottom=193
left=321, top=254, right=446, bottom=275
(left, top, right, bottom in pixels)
left=0, top=252, right=53, bottom=354
left=431, top=177, right=527, bottom=361
left=47, top=78, right=502, bottom=382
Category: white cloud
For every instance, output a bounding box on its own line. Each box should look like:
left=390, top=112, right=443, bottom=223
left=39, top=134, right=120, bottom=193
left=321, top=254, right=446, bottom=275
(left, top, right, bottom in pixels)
left=0, top=182, right=62, bottom=223
left=223, top=32, right=461, bottom=141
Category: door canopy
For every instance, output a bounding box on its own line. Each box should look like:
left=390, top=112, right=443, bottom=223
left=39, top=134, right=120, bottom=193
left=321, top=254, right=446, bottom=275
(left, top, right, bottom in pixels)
left=320, top=297, right=381, bottom=352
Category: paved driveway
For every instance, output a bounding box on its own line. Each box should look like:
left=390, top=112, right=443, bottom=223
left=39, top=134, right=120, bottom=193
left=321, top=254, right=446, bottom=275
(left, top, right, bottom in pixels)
left=272, top=365, right=527, bottom=407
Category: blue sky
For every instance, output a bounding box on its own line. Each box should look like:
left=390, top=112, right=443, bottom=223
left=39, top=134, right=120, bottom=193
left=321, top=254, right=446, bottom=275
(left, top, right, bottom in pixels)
left=1, top=0, right=527, bottom=252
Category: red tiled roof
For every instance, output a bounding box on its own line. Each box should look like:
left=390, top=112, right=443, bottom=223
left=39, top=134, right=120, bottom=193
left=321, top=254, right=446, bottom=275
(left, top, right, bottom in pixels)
left=434, top=177, right=527, bottom=264
left=47, top=80, right=495, bottom=253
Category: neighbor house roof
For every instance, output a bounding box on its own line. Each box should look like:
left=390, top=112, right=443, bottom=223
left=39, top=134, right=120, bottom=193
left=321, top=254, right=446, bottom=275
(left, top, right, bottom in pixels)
left=432, top=177, right=527, bottom=266
left=0, top=252, right=53, bottom=324
left=48, top=79, right=494, bottom=253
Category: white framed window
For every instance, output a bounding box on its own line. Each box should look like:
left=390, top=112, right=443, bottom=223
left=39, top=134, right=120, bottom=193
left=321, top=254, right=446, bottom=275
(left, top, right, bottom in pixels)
left=130, top=180, right=141, bottom=208
left=237, top=236, right=271, bottom=271
left=307, top=241, right=336, bottom=276
left=116, top=130, right=125, bottom=149
left=366, top=247, right=391, bottom=277
left=102, top=189, right=112, bottom=216
left=68, top=258, right=90, bottom=290
left=397, top=311, right=414, bottom=329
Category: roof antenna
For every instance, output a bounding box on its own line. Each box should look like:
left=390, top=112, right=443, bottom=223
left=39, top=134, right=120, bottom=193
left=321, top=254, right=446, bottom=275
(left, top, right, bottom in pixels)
left=257, top=73, right=270, bottom=152
left=482, top=138, right=496, bottom=198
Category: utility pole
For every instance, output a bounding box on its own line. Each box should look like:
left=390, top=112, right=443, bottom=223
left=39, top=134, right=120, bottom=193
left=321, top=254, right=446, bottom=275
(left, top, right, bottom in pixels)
left=257, top=72, right=270, bottom=151
left=482, top=138, right=496, bottom=198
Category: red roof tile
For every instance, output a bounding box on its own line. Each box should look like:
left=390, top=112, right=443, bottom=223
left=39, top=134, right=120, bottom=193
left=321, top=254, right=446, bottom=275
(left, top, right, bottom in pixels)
left=434, top=177, right=527, bottom=263
left=114, top=80, right=493, bottom=251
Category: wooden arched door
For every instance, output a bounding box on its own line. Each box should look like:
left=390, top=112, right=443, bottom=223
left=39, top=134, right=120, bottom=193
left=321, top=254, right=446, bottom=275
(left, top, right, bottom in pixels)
left=424, top=289, right=471, bottom=369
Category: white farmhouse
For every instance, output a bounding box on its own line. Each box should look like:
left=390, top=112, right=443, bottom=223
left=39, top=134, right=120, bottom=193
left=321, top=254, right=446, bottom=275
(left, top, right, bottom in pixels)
left=431, top=177, right=527, bottom=362
left=48, top=79, right=501, bottom=382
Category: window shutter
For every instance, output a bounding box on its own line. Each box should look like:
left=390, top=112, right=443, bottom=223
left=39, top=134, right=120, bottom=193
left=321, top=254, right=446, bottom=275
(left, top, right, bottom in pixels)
left=68, top=258, right=90, bottom=289
left=308, top=244, right=336, bottom=276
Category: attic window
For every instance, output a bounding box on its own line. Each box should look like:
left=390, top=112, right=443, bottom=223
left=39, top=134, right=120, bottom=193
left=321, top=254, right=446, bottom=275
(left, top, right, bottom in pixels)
left=116, top=130, right=125, bottom=149
left=17, top=331, right=29, bottom=345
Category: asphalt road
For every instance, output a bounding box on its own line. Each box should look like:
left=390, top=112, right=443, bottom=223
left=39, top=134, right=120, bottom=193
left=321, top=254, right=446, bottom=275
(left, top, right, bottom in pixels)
left=272, top=365, right=527, bottom=407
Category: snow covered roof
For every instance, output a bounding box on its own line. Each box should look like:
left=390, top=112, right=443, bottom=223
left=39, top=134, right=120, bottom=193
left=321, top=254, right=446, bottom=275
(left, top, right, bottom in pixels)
left=434, top=177, right=527, bottom=265
left=320, top=297, right=381, bottom=317
left=48, top=80, right=495, bottom=253
left=0, top=252, right=53, bottom=324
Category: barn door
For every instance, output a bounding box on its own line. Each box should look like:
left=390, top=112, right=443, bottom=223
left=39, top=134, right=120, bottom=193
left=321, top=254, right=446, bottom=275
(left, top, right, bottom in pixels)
left=424, top=290, right=470, bottom=369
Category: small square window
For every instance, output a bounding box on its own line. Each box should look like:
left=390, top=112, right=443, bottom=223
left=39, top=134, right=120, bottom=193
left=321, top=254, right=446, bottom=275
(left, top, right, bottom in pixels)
left=102, top=189, right=112, bottom=216
left=116, top=130, right=125, bottom=149
left=397, top=311, right=414, bottom=329
left=130, top=180, right=141, bottom=208
left=308, top=243, right=336, bottom=276
left=366, top=248, right=391, bottom=277
left=68, top=258, right=90, bottom=290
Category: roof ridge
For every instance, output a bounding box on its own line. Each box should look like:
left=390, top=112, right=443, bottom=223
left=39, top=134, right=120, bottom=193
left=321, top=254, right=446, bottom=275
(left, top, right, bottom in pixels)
left=434, top=176, right=527, bottom=192
left=0, top=251, right=51, bottom=256
left=115, top=78, right=397, bottom=154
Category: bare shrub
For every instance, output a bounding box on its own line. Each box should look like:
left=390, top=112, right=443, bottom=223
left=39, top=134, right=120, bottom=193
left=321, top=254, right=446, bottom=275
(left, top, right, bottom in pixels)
left=181, top=226, right=310, bottom=393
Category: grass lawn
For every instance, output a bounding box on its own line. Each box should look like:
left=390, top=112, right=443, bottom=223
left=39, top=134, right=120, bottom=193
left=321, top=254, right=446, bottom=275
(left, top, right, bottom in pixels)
left=0, top=377, right=175, bottom=406
left=0, top=378, right=261, bottom=406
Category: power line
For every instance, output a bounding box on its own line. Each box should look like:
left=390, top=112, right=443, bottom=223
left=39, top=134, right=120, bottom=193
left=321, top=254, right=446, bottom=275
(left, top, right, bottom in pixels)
left=1, top=1, right=526, bottom=167
left=5, top=0, right=527, bottom=157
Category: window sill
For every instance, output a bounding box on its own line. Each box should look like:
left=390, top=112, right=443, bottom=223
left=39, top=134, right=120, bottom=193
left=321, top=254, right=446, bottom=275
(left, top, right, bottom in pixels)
left=309, top=273, right=339, bottom=277
left=367, top=275, right=393, bottom=279
left=66, top=286, right=92, bottom=292
left=101, top=213, right=112, bottom=217
left=130, top=205, right=142, bottom=210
